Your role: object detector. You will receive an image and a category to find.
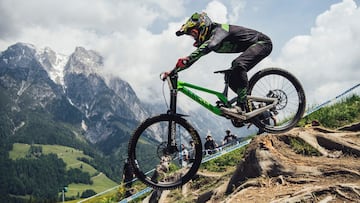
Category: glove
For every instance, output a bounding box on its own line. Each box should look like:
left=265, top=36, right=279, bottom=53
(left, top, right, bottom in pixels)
left=160, top=71, right=170, bottom=81
left=176, top=57, right=189, bottom=69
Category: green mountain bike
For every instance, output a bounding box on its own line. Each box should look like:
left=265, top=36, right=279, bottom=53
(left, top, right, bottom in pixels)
left=128, top=67, right=306, bottom=190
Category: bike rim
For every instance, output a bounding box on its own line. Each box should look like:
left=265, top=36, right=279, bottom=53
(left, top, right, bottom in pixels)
left=249, top=69, right=305, bottom=133
left=129, top=115, right=202, bottom=189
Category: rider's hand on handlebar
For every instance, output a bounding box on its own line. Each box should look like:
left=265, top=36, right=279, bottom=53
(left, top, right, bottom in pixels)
left=176, top=57, right=189, bottom=69
left=160, top=71, right=170, bottom=81
left=161, top=57, right=189, bottom=81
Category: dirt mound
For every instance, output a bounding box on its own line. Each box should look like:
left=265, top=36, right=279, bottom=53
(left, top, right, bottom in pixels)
left=197, top=127, right=360, bottom=202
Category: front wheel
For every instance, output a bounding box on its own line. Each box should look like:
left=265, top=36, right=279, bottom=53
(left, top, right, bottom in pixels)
left=248, top=68, right=306, bottom=133
left=128, top=114, right=202, bottom=190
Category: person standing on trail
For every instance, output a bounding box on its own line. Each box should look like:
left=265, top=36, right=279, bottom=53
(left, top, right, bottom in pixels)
left=222, top=129, right=237, bottom=145
left=189, top=140, right=196, bottom=163
left=180, top=144, right=189, bottom=167
left=122, top=158, right=134, bottom=197
left=204, top=134, right=218, bottom=155
left=171, top=12, right=273, bottom=115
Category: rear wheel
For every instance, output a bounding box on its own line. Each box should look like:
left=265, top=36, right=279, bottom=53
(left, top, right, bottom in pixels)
left=248, top=68, right=306, bottom=133
left=128, top=114, right=202, bottom=190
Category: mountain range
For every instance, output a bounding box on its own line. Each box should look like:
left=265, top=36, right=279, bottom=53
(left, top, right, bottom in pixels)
left=0, top=42, right=253, bottom=155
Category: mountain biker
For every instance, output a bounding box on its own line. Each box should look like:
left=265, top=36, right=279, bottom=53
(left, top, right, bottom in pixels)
left=171, top=12, right=273, bottom=114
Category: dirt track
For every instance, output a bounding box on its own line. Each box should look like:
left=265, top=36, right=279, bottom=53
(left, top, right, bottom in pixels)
left=147, top=126, right=360, bottom=203
left=203, top=127, right=360, bottom=203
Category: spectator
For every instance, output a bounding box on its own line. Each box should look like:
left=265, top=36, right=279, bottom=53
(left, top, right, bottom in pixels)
left=181, top=144, right=189, bottom=167
left=122, top=158, right=135, bottom=197
left=222, top=129, right=237, bottom=145
left=188, top=140, right=196, bottom=163
left=204, top=134, right=218, bottom=155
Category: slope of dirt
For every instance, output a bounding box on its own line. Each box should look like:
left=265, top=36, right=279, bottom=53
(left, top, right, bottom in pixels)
left=201, top=127, right=360, bottom=203
left=147, top=126, right=360, bottom=203
left=145, top=124, right=360, bottom=203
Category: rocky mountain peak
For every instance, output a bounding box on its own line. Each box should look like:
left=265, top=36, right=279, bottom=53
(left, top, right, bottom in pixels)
left=9, top=42, right=37, bottom=55
left=65, top=47, right=103, bottom=76
left=36, top=47, right=68, bottom=85
left=1, top=42, right=38, bottom=69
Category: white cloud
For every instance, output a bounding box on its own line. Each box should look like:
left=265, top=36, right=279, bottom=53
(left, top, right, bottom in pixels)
left=228, top=0, right=247, bottom=23
left=1, top=0, right=359, bottom=109
left=269, top=0, right=360, bottom=105
left=0, top=0, right=159, bottom=36
left=0, top=0, right=187, bottom=102
left=146, top=0, right=186, bottom=17
left=100, top=1, right=235, bottom=105
left=205, top=1, right=229, bottom=23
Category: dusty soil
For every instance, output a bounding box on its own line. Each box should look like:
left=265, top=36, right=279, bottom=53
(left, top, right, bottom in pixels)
left=145, top=124, right=360, bottom=203
left=202, top=126, right=360, bottom=203
left=148, top=125, right=360, bottom=203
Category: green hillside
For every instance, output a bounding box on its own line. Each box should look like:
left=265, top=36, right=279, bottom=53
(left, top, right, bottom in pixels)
left=300, top=94, right=360, bottom=128
left=8, top=143, right=118, bottom=201
left=10, top=143, right=97, bottom=175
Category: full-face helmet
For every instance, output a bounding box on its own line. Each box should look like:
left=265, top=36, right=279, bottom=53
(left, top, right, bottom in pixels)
left=176, top=12, right=212, bottom=47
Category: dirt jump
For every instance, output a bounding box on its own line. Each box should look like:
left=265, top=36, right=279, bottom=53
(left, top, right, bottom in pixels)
left=144, top=123, right=360, bottom=203
left=198, top=126, right=360, bottom=203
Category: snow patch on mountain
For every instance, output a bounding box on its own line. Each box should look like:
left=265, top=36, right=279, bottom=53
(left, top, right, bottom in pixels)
left=36, top=47, right=68, bottom=86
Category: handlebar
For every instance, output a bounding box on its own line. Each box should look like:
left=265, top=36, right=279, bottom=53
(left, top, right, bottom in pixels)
left=160, top=67, right=231, bottom=81
left=160, top=68, right=177, bottom=81
left=160, top=72, right=169, bottom=81
left=160, top=58, right=190, bottom=81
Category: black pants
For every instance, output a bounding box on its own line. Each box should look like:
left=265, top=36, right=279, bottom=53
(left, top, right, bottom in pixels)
left=229, top=39, right=273, bottom=93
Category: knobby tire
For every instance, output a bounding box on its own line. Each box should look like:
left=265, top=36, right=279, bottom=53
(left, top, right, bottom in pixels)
left=128, top=114, right=202, bottom=190
left=248, top=68, right=306, bottom=133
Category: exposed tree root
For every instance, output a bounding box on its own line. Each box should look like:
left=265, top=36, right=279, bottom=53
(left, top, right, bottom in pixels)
left=150, top=127, right=360, bottom=203
left=200, top=127, right=360, bottom=203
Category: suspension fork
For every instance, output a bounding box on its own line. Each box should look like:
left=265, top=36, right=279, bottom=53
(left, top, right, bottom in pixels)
left=166, top=74, right=179, bottom=151
left=168, top=73, right=178, bottom=115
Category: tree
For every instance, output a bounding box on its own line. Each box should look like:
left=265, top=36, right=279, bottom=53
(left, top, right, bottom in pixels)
left=80, top=189, right=96, bottom=198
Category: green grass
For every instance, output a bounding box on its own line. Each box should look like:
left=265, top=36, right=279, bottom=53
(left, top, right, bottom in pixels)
left=67, top=173, right=118, bottom=198
left=200, top=146, right=246, bottom=172
left=10, top=143, right=98, bottom=176
left=289, top=137, right=321, bottom=156
left=300, top=94, right=360, bottom=128
left=9, top=143, right=31, bottom=160
left=9, top=143, right=118, bottom=200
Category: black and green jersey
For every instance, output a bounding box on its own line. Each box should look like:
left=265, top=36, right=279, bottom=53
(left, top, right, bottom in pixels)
left=185, top=23, right=271, bottom=69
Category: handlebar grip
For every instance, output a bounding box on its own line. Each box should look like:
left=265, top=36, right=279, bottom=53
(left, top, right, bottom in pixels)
left=160, top=72, right=168, bottom=81
left=160, top=69, right=178, bottom=81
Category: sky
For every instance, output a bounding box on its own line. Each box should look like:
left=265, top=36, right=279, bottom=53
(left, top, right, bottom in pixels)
left=1, top=0, right=359, bottom=110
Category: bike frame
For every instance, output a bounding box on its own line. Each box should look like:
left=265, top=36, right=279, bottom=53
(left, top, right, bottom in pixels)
left=178, top=81, right=227, bottom=116
left=165, top=72, right=278, bottom=120
left=166, top=73, right=225, bottom=116
left=164, top=71, right=278, bottom=151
